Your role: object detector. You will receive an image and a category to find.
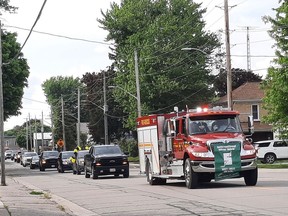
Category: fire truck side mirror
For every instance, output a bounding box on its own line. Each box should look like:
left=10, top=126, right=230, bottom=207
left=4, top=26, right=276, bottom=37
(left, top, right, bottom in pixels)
left=248, top=115, right=254, bottom=134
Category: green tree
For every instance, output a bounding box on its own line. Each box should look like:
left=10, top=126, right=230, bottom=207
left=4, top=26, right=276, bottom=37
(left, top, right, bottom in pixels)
left=214, top=68, right=262, bottom=97
left=2, top=30, right=30, bottom=121
left=262, top=0, right=288, bottom=138
left=42, top=76, right=85, bottom=150
left=5, top=120, right=51, bottom=149
left=0, top=0, right=17, bottom=14
left=98, top=0, right=219, bottom=129
left=81, top=68, right=126, bottom=144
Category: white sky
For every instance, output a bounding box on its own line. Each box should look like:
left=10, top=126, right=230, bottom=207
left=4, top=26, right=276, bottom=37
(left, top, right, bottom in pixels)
left=1, top=0, right=279, bottom=131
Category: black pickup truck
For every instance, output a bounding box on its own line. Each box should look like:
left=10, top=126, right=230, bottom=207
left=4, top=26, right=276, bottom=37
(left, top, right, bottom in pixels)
left=84, top=145, right=129, bottom=179
left=39, top=150, right=59, bottom=171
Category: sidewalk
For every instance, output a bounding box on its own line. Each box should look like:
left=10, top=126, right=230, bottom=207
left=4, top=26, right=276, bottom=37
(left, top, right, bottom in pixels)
left=0, top=176, right=74, bottom=216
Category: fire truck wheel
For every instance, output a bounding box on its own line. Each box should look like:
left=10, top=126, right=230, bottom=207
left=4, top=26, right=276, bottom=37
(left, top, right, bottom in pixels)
left=146, top=161, right=159, bottom=185
left=244, top=168, right=258, bottom=186
left=184, top=158, right=198, bottom=189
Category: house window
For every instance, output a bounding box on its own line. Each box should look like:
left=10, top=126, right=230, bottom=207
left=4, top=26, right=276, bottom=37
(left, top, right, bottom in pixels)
left=252, top=104, right=259, bottom=121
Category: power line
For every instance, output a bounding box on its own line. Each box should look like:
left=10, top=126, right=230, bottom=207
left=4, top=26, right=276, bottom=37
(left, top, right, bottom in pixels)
left=4, top=25, right=113, bottom=46
left=3, top=0, right=48, bottom=65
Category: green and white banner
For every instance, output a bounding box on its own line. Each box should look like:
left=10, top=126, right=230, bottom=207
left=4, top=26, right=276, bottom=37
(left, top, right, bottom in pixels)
left=214, top=142, right=241, bottom=181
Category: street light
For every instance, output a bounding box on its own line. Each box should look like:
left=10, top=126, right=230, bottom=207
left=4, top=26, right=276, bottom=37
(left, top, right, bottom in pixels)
left=181, top=47, right=232, bottom=110
left=108, top=85, right=141, bottom=117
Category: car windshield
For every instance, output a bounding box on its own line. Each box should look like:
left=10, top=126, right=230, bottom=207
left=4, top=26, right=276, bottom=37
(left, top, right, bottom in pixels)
left=94, top=146, right=122, bottom=155
left=78, top=150, right=88, bottom=158
left=32, top=156, right=39, bottom=160
left=24, top=152, right=37, bottom=157
left=62, top=152, right=74, bottom=159
left=189, top=115, right=242, bottom=135
left=43, top=151, right=59, bottom=157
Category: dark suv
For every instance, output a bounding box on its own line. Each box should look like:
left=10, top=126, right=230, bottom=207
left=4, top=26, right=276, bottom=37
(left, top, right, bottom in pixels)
left=57, top=151, right=74, bottom=173
left=84, top=145, right=129, bottom=179
left=39, top=151, right=59, bottom=171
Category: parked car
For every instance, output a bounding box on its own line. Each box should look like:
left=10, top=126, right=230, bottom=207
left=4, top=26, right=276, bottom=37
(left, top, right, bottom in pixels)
left=30, top=155, right=40, bottom=169
left=84, top=145, right=129, bottom=179
left=39, top=151, right=59, bottom=171
left=21, top=152, right=38, bottom=167
left=57, top=151, right=74, bottom=173
left=254, top=140, right=288, bottom=164
left=4, top=150, right=13, bottom=160
left=74, top=150, right=89, bottom=175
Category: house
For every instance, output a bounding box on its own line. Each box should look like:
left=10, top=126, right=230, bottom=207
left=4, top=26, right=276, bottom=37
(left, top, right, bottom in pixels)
left=215, top=82, right=273, bottom=142
left=3, top=136, right=19, bottom=150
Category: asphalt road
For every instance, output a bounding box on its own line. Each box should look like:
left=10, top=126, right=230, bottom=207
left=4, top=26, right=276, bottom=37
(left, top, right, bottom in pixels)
left=3, top=160, right=288, bottom=216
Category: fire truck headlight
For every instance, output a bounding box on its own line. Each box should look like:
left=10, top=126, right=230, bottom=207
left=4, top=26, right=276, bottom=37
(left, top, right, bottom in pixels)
left=192, top=151, right=210, bottom=157
left=243, top=149, right=256, bottom=155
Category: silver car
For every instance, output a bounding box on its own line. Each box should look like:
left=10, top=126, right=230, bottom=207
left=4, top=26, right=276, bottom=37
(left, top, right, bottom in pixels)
left=22, top=152, right=38, bottom=167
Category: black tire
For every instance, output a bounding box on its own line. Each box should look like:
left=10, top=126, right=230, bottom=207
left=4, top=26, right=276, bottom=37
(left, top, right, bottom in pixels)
left=146, top=160, right=162, bottom=185
left=244, top=168, right=258, bottom=186
left=123, top=170, right=129, bottom=178
left=84, top=165, right=90, bottom=178
left=184, top=158, right=198, bottom=189
left=30, top=165, right=35, bottom=169
left=92, top=166, right=98, bottom=179
left=264, top=153, right=276, bottom=164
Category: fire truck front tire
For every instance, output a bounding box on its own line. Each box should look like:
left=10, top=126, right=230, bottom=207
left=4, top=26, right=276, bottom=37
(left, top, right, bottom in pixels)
left=184, top=158, right=198, bottom=189
left=244, top=167, right=258, bottom=186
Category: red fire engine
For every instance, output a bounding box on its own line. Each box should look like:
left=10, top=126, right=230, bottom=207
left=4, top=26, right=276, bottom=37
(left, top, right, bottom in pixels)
left=136, top=106, right=257, bottom=189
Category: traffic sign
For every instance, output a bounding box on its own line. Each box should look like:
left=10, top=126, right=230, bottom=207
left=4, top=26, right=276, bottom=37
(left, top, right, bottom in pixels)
left=57, top=139, right=64, bottom=147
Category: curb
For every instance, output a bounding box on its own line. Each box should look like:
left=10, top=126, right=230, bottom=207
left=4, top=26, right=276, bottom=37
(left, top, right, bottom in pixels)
left=14, top=178, right=98, bottom=216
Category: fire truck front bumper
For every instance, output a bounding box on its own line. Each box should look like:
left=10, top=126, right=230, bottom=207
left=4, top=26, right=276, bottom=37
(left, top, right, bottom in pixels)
left=190, top=158, right=257, bottom=173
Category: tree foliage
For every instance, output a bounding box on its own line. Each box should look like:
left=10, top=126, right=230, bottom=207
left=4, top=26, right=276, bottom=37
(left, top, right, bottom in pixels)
left=262, top=0, right=288, bottom=138
left=98, top=0, right=220, bottom=129
left=42, top=76, right=85, bottom=150
left=5, top=120, right=51, bottom=149
left=0, top=0, right=17, bottom=14
left=2, top=30, right=30, bottom=121
left=81, top=68, right=126, bottom=144
left=214, top=68, right=262, bottom=97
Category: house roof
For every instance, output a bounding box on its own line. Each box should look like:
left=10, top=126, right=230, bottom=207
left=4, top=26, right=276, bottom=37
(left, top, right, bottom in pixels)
left=217, top=82, right=264, bottom=103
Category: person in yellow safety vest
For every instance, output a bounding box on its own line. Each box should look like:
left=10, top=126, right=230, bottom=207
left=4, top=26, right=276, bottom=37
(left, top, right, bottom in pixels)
left=69, top=155, right=77, bottom=174
left=85, top=146, right=89, bottom=150
left=73, top=146, right=81, bottom=157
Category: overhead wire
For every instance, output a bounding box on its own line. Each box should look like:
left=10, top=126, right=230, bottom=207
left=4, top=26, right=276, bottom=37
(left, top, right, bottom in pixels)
left=3, top=0, right=48, bottom=65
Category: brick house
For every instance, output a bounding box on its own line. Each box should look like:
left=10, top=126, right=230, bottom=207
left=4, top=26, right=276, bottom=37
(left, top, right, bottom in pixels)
left=215, top=82, right=273, bottom=142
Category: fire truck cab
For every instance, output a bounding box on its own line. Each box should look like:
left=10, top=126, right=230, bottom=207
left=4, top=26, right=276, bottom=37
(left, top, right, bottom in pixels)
left=137, top=106, right=257, bottom=189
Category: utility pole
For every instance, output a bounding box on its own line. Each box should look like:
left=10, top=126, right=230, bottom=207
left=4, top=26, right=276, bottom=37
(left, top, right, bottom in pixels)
left=61, top=96, right=66, bottom=151
left=0, top=20, right=6, bottom=186
left=26, top=119, right=28, bottom=150
left=103, top=71, right=109, bottom=145
left=41, top=111, right=44, bottom=153
left=246, top=26, right=251, bottom=72
left=29, top=113, right=33, bottom=150
left=134, top=49, right=141, bottom=117
left=77, top=87, right=80, bottom=147
left=224, top=0, right=233, bottom=110
left=34, top=116, right=37, bottom=153
left=50, top=108, right=55, bottom=150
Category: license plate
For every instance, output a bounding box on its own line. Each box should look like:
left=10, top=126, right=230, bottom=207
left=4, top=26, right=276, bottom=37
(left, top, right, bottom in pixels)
left=110, top=168, right=116, bottom=172
left=51, top=165, right=55, bottom=168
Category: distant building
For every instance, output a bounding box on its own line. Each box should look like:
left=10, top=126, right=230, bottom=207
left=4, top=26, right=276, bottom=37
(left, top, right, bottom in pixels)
left=215, top=82, right=273, bottom=142
left=3, top=136, right=19, bottom=150
left=33, top=132, right=53, bottom=152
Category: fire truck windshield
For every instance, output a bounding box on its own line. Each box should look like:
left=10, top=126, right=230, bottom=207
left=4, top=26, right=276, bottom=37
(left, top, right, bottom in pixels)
left=188, top=115, right=242, bottom=135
